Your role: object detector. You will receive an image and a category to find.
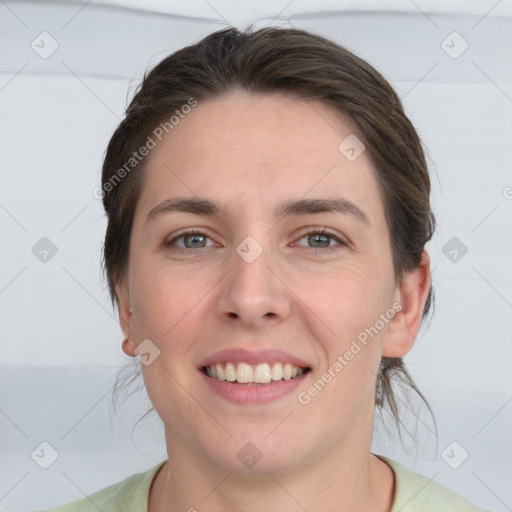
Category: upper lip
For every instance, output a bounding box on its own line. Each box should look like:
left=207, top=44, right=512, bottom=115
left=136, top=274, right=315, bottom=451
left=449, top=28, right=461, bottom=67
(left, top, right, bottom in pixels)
left=198, top=348, right=312, bottom=369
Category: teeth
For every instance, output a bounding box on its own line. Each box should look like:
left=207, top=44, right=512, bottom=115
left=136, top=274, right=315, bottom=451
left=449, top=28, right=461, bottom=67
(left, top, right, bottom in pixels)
left=237, top=362, right=253, bottom=383
left=271, top=362, right=283, bottom=381
left=225, top=362, right=236, bottom=382
left=254, top=363, right=272, bottom=383
left=215, top=363, right=224, bottom=380
left=205, top=362, right=306, bottom=384
left=283, top=363, right=292, bottom=380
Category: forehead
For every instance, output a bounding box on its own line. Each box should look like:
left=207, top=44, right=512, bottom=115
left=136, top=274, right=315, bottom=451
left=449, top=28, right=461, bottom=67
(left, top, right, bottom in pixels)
left=136, top=91, right=384, bottom=226
left=152, top=91, right=363, bottom=164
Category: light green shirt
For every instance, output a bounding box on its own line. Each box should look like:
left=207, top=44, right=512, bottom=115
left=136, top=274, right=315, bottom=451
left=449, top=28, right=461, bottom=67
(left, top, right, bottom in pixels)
left=34, top=454, right=491, bottom=511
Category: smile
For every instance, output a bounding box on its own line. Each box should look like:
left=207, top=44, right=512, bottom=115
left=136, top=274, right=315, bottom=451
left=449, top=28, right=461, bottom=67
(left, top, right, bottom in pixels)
left=203, top=361, right=309, bottom=384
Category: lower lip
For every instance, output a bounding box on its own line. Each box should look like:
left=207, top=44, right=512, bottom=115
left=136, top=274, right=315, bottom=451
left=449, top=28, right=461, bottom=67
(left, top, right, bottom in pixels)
left=199, top=370, right=307, bottom=404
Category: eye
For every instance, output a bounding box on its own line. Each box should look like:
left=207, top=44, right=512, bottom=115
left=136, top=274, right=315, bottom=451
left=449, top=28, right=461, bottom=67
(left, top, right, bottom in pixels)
left=165, top=229, right=216, bottom=250
left=164, top=227, right=347, bottom=252
left=293, top=227, right=347, bottom=251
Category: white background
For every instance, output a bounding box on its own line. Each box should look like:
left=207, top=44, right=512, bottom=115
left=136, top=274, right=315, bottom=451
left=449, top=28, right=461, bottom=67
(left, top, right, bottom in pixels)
left=0, top=1, right=511, bottom=510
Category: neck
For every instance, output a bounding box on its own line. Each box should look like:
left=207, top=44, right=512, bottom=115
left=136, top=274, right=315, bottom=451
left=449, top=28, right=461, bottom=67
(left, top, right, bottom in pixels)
left=148, top=436, right=395, bottom=512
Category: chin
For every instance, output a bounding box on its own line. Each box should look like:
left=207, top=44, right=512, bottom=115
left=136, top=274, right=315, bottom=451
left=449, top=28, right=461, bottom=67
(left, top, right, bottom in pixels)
left=200, top=433, right=309, bottom=475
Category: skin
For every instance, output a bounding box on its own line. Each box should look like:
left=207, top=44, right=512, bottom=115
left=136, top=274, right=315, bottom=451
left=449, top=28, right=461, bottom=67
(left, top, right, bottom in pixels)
left=117, top=90, right=431, bottom=512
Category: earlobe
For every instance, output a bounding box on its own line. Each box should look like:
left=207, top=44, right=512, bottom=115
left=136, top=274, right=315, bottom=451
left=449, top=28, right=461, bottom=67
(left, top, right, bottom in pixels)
left=382, top=251, right=431, bottom=357
left=115, top=280, right=134, bottom=354
left=122, top=336, right=136, bottom=357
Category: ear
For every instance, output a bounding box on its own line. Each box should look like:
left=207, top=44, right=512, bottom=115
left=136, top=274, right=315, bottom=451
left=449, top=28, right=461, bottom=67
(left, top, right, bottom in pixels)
left=116, top=279, right=136, bottom=357
left=382, top=251, right=431, bottom=357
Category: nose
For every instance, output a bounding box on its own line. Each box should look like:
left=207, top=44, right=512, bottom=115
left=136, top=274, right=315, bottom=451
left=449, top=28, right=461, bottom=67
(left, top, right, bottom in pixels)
left=215, top=238, right=291, bottom=328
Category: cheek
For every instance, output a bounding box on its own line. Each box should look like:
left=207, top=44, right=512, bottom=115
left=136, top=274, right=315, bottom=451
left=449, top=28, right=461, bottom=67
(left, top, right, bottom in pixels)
left=306, top=275, right=386, bottom=412
left=295, top=266, right=392, bottom=405
left=301, top=263, right=390, bottom=336
left=130, top=258, right=197, bottom=334
left=141, top=362, right=203, bottom=434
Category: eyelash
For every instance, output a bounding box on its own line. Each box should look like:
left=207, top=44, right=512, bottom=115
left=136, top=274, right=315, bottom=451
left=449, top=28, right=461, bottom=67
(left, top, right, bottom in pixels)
left=165, top=227, right=347, bottom=253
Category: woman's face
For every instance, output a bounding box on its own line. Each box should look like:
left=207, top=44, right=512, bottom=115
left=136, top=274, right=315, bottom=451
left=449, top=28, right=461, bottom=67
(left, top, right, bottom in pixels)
left=118, top=91, right=428, bottom=473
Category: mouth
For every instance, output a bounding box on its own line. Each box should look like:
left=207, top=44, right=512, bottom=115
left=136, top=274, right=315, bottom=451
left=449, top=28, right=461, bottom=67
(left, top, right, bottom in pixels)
left=201, top=361, right=311, bottom=385
left=198, top=348, right=312, bottom=403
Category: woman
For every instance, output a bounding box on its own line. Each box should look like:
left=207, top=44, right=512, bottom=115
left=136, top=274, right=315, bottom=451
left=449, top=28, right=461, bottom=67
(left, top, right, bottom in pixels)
left=39, top=26, right=490, bottom=511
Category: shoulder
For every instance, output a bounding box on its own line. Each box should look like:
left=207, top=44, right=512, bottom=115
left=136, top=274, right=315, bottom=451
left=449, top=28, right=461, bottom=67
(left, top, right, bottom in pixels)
left=33, top=460, right=166, bottom=512
left=376, top=455, right=492, bottom=512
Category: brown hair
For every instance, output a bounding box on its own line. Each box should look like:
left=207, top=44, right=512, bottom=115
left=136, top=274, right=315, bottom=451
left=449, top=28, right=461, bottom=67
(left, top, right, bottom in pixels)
left=103, top=25, right=437, bottom=442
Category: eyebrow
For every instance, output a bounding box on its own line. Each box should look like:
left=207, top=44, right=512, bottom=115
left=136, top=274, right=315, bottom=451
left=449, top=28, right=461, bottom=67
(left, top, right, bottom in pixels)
left=146, top=196, right=370, bottom=226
